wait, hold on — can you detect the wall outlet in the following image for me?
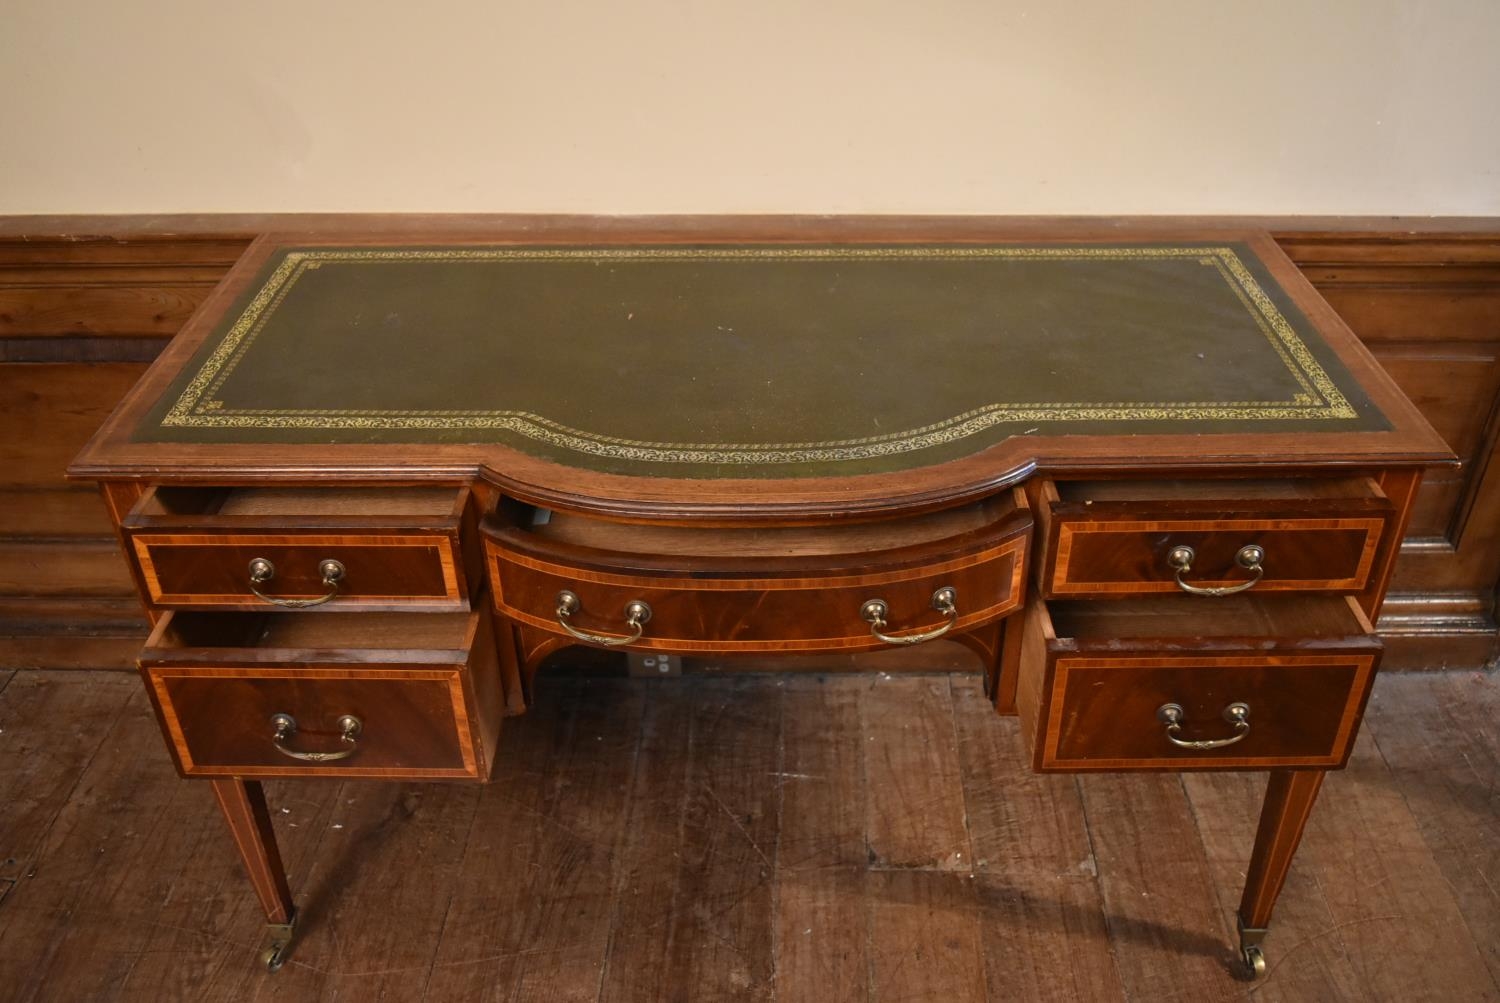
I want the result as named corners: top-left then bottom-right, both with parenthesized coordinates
top-left (626, 652), bottom-right (681, 677)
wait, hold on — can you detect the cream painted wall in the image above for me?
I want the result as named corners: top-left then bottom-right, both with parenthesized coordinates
top-left (2, 1), bottom-right (1497, 215)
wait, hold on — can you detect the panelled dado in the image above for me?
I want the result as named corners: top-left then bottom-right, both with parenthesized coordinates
top-left (70, 224), bottom-right (1452, 976)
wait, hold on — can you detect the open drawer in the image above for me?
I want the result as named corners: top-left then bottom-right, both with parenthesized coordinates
top-left (121, 485), bottom-right (474, 610)
top-left (1037, 477), bottom-right (1395, 599)
top-left (138, 608), bottom-right (506, 780)
top-left (484, 489), bottom-right (1031, 654)
top-left (1016, 593), bottom-right (1381, 771)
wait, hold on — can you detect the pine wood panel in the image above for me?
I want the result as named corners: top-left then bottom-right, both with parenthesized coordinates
top-left (0, 362), bottom-right (147, 489)
top-left (0, 488), bottom-right (114, 537)
top-left (1279, 232), bottom-right (1500, 668)
top-left (0, 539), bottom-right (135, 596)
top-left (0, 236), bottom-right (248, 339)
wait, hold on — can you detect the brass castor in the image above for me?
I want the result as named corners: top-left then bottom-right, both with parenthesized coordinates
top-left (1237, 917), bottom-right (1268, 979)
top-left (260, 942), bottom-right (286, 973)
top-left (259, 914), bottom-right (297, 973)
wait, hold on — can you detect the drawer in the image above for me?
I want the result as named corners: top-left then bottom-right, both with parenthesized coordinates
top-left (121, 485), bottom-right (473, 610)
top-left (485, 490), bottom-right (1031, 653)
top-left (1015, 594), bottom-right (1380, 771)
top-left (1037, 477), bottom-right (1394, 599)
top-left (139, 608), bottom-right (505, 779)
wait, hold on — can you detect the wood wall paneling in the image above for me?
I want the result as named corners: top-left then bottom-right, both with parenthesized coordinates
top-left (1280, 233), bottom-right (1500, 669)
top-left (0, 236), bottom-right (251, 665)
top-left (0, 222), bottom-right (1496, 671)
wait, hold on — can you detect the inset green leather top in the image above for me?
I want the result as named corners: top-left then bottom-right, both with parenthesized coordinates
top-left (138, 243), bottom-right (1387, 479)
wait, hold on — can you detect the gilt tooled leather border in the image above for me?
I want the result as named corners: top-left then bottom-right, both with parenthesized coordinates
top-left (158, 246), bottom-right (1357, 465)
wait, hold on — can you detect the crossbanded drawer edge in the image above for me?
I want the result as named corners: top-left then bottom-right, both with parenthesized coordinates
top-left (1037, 652), bottom-right (1378, 771)
top-left (130, 532), bottom-right (464, 606)
top-left (143, 665), bottom-right (482, 779)
top-left (1049, 515), bottom-right (1388, 595)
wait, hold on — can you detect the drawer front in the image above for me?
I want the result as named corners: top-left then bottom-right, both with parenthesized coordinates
top-left (1016, 597), bottom-right (1380, 772)
top-left (489, 533), bottom-right (1028, 653)
top-left (130, 533), bottom-right (465, 609)
top-left (145, 667), bottom-right (483, 778)
top-left (1046, 518), bottom-right (1388, 597)
top-left (1035, 654), bottom-right (1376, 771)
top-left (1040, 480), bottom-right (1394, 599)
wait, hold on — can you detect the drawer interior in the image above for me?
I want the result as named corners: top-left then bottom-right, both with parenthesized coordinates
top-left (132, 485), bottom-right (465, 520)
top-left (145, 610), bottom-right (476, 658)
top-left (1044, 593), bottom-right (1375, 644)
top-left (506, 488), bottom-right (1024, 559)
top-left (1051, 476), bottom-right (1385, 505)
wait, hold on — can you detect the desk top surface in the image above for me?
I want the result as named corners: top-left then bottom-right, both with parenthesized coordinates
top-left (74, 223), bottom-right (1450, 519)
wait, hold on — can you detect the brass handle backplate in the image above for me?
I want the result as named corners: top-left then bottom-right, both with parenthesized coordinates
top-left (860, 587), bottom-right (959, 646)
top-left (248, 557), bottom-right (345, 609)
top-left (555, 590), bottom-right (652, 646)
top-left (1156, 702), bottom-right (1251, 750)
top-left (1167, 544), bottom-right (1264, 597)
top-left (270, 712), bottom-right (362, 762)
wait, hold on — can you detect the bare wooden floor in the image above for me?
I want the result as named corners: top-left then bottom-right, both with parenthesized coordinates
top-left (0, 667), bottom-right (1496, 1002)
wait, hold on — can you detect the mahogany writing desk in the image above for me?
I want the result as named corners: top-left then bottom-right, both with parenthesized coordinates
top-left (69, 224), bottom-right (1451, 976)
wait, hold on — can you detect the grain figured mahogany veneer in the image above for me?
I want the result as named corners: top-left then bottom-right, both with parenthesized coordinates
top-left (486, 489), bottom-right (1029, 667)
top-left (69, 221), bottom-right (1452, 977)
top-left (121, 486), bottom-right (476, 610)
top-left (141, 609), bottom-right (505, 779)
top-left (1016, 594), bottom-right (1381, 771)
top-left (1037, 477), bottom-right (1396, 598)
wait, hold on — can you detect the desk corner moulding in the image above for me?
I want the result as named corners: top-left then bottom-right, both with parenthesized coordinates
top-left (63, 219), bottom-right (1456, 977)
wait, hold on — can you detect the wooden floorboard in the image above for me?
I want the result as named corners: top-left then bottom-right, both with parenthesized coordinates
top-left (951, 675), bottom-right (1124, 1002)
top-left (773, 677), bottom-right (870, 1001)
top-left (657, 678), bottom-right (781, 1001)
top-left (596, 673), bottom-right (696, 1003)
top-left (1079, 773), bottom-right (1242, 1003)
top-left (419, 670), bottom-right (584, 1002)
top-left (1362, 672), bottom-right (1500, 995)
top-left (0, 668), bottom-right (1496, 1002)
top-left (1182, 771), bottom-right (1369, 1002)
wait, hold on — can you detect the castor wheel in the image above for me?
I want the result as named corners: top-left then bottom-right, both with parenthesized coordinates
top-left (261, 942), bottom-right (287, 972)
top-left (1242, 944), bottom-right (1267, 978)
top-left (258, 913), bottom-right (297, 973)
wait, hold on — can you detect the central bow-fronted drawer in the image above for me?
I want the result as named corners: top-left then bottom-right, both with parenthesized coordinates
top-left (484, 490), bottom-right (1031, 653)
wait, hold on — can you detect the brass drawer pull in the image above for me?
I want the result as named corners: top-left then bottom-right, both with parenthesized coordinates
top-left (247, 557), bottom-right (345, 609)
top-left (270, 712), bottom-right (362, 762)
top-left (1156, 702), bottom-right (1251, 750)
top-left (860, 587), bottom-right (958, 646)
top-left (1167, 544), bottom-right (1264, 597)
top-left (555, 590), bottom-right (651, 646)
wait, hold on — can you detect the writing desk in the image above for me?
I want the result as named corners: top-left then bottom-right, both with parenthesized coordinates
top-left (70, 223), bottom-right (1451, 976)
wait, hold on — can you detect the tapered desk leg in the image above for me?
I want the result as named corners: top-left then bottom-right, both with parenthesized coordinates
top-left (210, 778), bottom-right (297, 971)
top-left (1236, 768), bottom-right (1325, 977)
